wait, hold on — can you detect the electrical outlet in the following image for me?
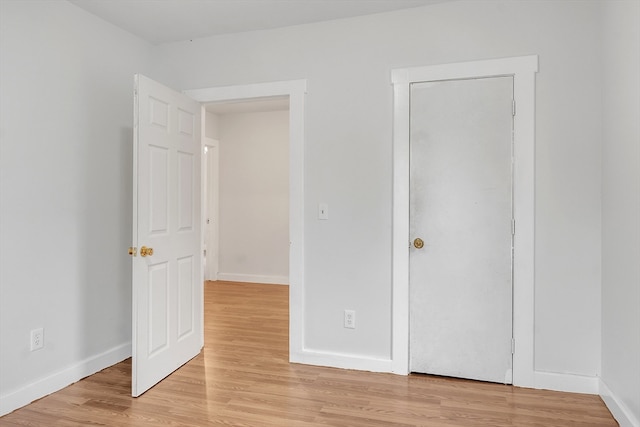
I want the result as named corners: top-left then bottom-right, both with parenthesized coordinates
top-left (344, 310), bottom-right (356, 329)
top-left (30, 328), bottom-right (44, 351)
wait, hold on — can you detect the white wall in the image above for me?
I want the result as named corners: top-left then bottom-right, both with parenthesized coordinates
top-left (152, 0), bottom-right (603, 371)
top-left (205, 111), bottom-right (220, 139)
top-left (217, 110), bottom-right (289, 284)
top-left (0, 0), bottom-right (151, 414)
top-left (601, 1), bottom-right (640, 425)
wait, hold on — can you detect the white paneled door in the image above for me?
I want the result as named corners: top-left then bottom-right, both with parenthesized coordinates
top-left (132, 74), bottom-right (203, 397)
top-left (409, 77), bottom-right (514, 384)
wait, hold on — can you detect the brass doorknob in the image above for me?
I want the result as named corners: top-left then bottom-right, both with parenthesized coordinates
top-left (140, 246), bottom-right (154, 257)
top-left (413, 238), bottom-right (424, 249)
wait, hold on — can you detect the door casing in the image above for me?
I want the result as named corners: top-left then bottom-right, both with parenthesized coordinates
top-left (391, 56), bottom-right (538, 387)
top-left (203, 137), bottom-right (219, 282)
top-left (185, 80), bottom-right (307, 363)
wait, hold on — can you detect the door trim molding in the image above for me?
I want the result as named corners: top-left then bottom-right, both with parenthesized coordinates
top-left (203, 137), bottom-right (219, 282)
top-left (185, 80), bottom-right (307, 364)
top-left (391, 56), bottom-right (538, 387)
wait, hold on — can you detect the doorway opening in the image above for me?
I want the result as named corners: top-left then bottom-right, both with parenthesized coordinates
top-left (203, 96), bottom-right (290, 286)
top-left (185, 80), bottom-right (307, 363)
top-left (202, 97), bottom-right (290, 357)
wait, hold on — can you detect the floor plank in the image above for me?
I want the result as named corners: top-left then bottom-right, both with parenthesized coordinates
top-left (1, 281), bottom-right (617, 426)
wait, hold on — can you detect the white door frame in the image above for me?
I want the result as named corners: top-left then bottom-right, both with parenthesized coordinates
top-left (391, 56), bottom-right (538, 387)
top-left (203, 137), bottom-right (219, 282)
top-left (184, 80), bottom-right (307, 363)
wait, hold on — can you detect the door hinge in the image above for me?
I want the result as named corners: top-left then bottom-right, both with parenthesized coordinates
top-left (511, 219), bottom-right (515, 235)
top-left (512, 99), bottom-right (516, 116)
top-left (511, 338), bottom-right (515, 354)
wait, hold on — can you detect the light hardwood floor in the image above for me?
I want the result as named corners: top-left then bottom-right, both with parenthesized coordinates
top-left (2, 281), bottom-right (617, 426)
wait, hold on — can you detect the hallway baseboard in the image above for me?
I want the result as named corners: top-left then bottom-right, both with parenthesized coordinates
top-left (216, 273), bottom-right (288, 285)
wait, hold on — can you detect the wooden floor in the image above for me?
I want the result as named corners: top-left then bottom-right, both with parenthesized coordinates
top-left (2, 281), bottom-right (617, 426)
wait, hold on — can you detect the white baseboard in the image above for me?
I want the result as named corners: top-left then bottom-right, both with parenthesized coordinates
top-left (288, 352), bottom-right (605, 393)
top-left (600, 379), bottom-right (640, 427)
top-left (217, 273), bottom-right (289, 285)
top-left (290, 349), bottom-right (393, 373)
top-left (0, 342), bottom-right (131, 416)
top-left (530, 370), bottom-right (600, 394)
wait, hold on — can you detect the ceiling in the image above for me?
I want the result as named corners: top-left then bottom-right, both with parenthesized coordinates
top-left (69, 0), bottom-right (451, 114)
top-left (69, 0), bottom-right (450, 45)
